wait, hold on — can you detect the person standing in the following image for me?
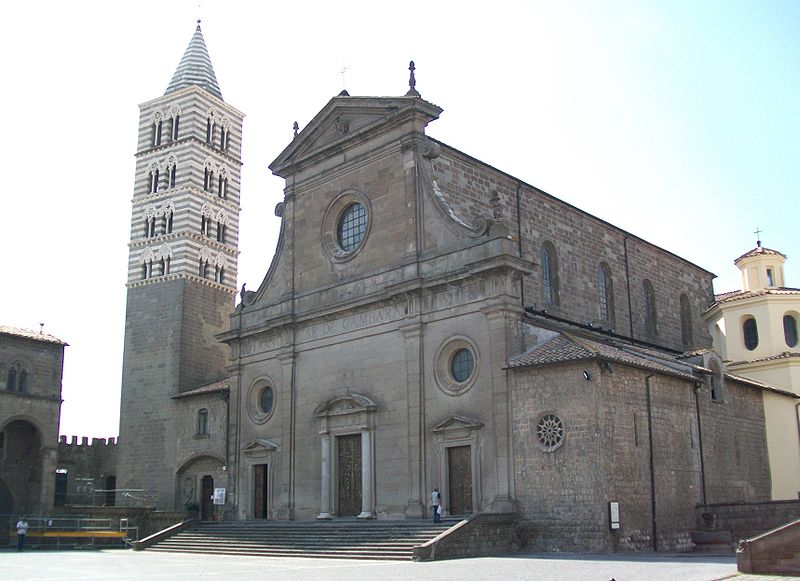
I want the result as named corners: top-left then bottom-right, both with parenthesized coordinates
top-left (16, 517), bottom-right (29, 551)
top-left (431, 487), bottom-right (442, 523)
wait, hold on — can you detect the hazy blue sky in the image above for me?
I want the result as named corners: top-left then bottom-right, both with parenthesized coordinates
top-left (0, 1), bottom-right (797, 437)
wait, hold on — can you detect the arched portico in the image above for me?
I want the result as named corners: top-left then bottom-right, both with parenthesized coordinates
top-left (0, 418), bottom-right (51, 514)
top-left (175, 454), bottom-right (226, 518)
top-left (313, 394), bottom-right (377, 519)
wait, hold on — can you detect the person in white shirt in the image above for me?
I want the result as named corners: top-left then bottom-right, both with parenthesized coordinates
top-left (431, 487), bottom-right (442, 523)
top-left (16, 517), bottom-right (29, 551)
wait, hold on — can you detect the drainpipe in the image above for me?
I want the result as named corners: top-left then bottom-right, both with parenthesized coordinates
top-left (693, 384), bottom-right (707, 505)
top-left (645, 373), bottom-right (658, 551)
top-left (624, 236), bottom-right (634, 340)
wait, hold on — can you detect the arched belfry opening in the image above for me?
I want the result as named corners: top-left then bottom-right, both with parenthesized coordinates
top-left (313, 394), bottom-right (378, 519)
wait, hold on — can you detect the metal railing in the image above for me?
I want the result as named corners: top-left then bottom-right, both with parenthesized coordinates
top-left (5, 514), bottom-right (139, 548)
top-left (53, 489), bottom-right (157, 509)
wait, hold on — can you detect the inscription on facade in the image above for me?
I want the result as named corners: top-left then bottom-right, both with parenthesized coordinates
top-left (240, 330), bottom-right (288, 356)
top-left (423, 277), bottom-right (501, 312)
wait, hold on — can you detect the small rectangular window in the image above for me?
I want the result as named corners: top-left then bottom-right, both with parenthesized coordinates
top-left (767, 268), bottom-right (774, 286)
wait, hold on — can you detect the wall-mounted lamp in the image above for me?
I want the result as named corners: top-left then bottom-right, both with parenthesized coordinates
top-left (582, 370), bottom-right (591, 381)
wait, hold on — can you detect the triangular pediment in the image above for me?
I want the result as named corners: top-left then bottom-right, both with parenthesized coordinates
top-left (432, 414), bottom-right (484, 433)
top-left (313, 393), bottom-right (378, 417)
top-left (243, 438), bottom-right (279, 457)
top-left (270, 96), bottom-right (442, 177)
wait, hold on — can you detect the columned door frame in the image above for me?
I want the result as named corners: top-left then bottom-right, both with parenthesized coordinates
top-left (314, 393), bottom-right (378, 519)
top-left (242, 439), bottom-right (279, 519)
top-left (432, 415), bottom-right (483, 517)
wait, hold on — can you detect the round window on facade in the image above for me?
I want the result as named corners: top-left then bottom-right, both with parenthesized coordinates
top-left (337, 203), bottom-right (367, 252)
top-left (535, 411), bottom-right (565, 453)
top-left (248, 378), bottom-right (277, 424)
top-left (434, 337), bottom-right (479, 395)
top-left (321, 190), bottom-right (372, 262)
top-left (450, 348), bottom-right (475, 383)
top-left (259, 385), bottom-right (274, 415)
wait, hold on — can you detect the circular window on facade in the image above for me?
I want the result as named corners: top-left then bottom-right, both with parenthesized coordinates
top-left (321, 190), bottom-right (371, 262)
top-left (248, 378), bottom-right (277, 424)
top-left (434, 337), bottom-right (479, 395)
top-left (450, 348), bottom-right (474, 383)
top-left (337, 203), bottom-right (367, 252)
top-left (535, 411), bottom-right (565, 453)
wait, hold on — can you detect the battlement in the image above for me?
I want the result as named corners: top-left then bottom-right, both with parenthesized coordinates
top-left (59, 435), bottom-right (117, 447)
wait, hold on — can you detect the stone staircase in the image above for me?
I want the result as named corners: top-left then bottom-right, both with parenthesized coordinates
top-left (144, 519), bottom-right (455, 560)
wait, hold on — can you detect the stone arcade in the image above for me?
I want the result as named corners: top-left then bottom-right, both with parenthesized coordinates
top-left (116, 25), bottom-right (790, 552)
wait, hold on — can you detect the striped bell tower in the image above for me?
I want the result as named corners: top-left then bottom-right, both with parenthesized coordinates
top-left (117, 22), bottom-right (244, 509)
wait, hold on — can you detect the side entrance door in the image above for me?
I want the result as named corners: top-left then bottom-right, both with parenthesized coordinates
top-left (447, 445), bottom-right (473, 515)
top-left (254, 464), bottom-right (268, 519)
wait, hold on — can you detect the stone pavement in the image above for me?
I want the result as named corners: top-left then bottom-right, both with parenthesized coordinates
top-left (0, 549), bottom-right (796, 581)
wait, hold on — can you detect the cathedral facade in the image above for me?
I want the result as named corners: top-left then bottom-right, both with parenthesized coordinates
top-left (117, 26), bottom-right (783, 552)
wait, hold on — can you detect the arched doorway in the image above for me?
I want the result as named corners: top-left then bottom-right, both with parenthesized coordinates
top-left (175, 455), bottom-right (225, 516)
top-left (0, 420), bottom-right (43, 514)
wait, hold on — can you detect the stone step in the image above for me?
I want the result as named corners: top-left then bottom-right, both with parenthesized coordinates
top-left (145, 520), bottom-right (454, 560)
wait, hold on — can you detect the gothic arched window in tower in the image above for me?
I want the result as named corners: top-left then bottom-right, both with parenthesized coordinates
top-left (166, 154), bottom-right (177, 189)
top-left (151, 112), bottom-right (163, 147)
top-left (217, 167), bottom-right (228, 198)
top-left (159, 243), bottom-right (172, 276)
top-left (598, 262), bottom-right (614, 324)
top-left (162, 203), bottom-right (174, 234)
top-left (206, 110), bottom-right (216, 144)
top-left (144, 206), bottom-right (158, 238)
top-left (220, 127), bottom-right (228, 151)
top-left (216, 210), bottom-right (227, 243)
top-left (148, 162), bottom-right (161, 194)
top-left (642, 279), bottom-right (658, 337)
top-left (169, 106), bottom-right (181, 141)
top-left (541, 241), bottom-right (559, 306)
top-left (203, 160), bottom-right (215, 192)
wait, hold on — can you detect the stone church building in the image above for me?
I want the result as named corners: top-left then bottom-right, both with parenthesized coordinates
top-left (116, 25), bottom-right (788, 552)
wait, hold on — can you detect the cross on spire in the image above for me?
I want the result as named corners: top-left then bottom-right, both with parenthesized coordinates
top-left (754, 227), bottom-right (763, 247)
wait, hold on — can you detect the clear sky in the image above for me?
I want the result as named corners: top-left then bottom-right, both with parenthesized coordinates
top-left (0, 1), bottom-right (797, 438)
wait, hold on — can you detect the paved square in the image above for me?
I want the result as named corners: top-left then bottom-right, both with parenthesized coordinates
top-left (0, 550), bottom-right (752, 581)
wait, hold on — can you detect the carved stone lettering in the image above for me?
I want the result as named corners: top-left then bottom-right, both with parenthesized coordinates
top-left (298, 302), bottom-right (405, 342)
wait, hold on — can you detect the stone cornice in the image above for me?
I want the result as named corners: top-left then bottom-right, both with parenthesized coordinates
top-left (135, 136), bottom-right (243, 166)
top-left (126, 272), bottom-right (236, 294)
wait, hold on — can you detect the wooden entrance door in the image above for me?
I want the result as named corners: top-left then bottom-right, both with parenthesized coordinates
top-left (447, 445), bottom-right (473, 515)
top-left (337, 434), bottom-right (362, 516)
top-left (200, 475), bottom-right (214, 521)
top-left (254, 464), bottom-right (268, 519)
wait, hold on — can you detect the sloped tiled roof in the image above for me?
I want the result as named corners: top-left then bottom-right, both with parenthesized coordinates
top-left (0, 324), bottom-right (67, 346)
top-left (507, 333), bottom-right (698, 381)
top-left (727, 351), bottom-right (800, 367)
top-left (165, 23), bottom-right (222, 100)
top-left (734, 245), bottom-right (787, 265)
top-left (724, 371), bottom-right (798, 398)
top-left (711, 287), bottom-right (800, 305)
top-left (171, 379), bottom-right (229, 399)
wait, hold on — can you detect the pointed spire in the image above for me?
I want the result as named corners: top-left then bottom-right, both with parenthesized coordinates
top-left (165, 21), bottom-right (223, 100)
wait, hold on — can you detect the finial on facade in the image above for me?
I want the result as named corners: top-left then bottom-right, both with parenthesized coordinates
top-left (293, 121), bottom-right (299, 137)
top-left (754, 226), bottom-right (763, 247)
top-left (405, 60), bottom-right (420, 97)
top-left (39, 323), bottom-right (44, 335)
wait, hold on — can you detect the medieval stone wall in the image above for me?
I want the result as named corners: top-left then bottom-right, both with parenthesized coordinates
top-left (56, 437), bottom-right (117, 506)
top-left (511, 359), bottom-right (770, 553)
top-left (430, 143), bottom-right (714, 353)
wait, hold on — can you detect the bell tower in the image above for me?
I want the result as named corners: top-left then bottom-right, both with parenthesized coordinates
top-left (117, 22), bottom-right (244, 509)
